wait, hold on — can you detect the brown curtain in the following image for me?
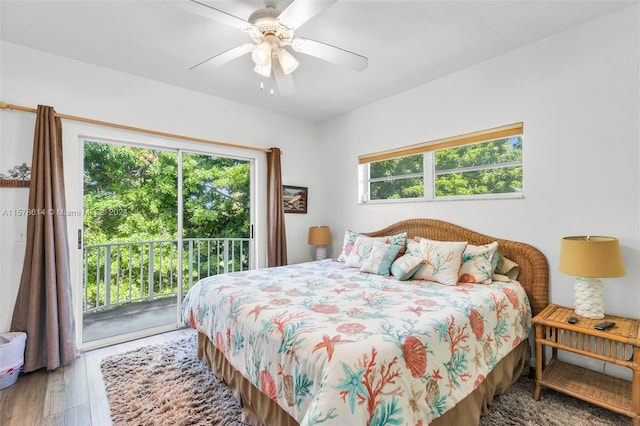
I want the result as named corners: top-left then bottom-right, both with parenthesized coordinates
top-left (266, 147), bottom-right (287, 266)
top-left (11, 105), bottom-right (77, 372)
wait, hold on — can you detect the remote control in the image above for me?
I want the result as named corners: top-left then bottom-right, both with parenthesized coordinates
top-left (594, 321), bottom-right (615, 331)
top-left (567, 316), bottom-right (579, 324)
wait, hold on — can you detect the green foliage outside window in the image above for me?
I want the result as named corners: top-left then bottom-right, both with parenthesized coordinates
top-left (370, 154), bottom-right (423, 178)
top-left (369, 154), bottom-right (424, 199)
top-left (84, 143), bottom-right (250, 245)
top-left (83, 142), bottom-right (251, 309)
top-left (435, 137), bottom-right (522, 196)
top-left (366, 136), bottom-right (522, 200)
top-left (371, 177), bottom-right (425, 199)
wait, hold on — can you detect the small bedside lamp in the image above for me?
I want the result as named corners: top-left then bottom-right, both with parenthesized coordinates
top-left (308, 226), bottom-right (331, 261)
top-left (559, 236), bottom-right (626, 319)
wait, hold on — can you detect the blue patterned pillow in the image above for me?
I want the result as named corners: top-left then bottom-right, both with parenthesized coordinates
top-left (390, 253), bottom-right (423, 281)
top-left (360, 241), bottom-right (402, 276)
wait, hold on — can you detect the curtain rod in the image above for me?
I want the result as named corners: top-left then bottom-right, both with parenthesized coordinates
top-left (0, 101), bottom-right (272, 154)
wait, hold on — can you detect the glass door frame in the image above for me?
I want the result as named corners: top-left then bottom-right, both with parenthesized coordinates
top-left (75, 135), bottom-right (257, 350)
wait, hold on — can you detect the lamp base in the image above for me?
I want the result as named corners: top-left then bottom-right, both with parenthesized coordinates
top-left (574, 277), bottom-right (605, 319)
top-left (315, 246), bottom-right (327, 261)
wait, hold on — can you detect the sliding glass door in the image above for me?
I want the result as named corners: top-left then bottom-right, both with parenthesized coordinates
top-left (80, 139), bottom-right (253, 347)
top-left (181, 152), bottom-right (252, 287)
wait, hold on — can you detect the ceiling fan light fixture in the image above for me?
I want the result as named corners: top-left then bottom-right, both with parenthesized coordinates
top-left (252, 40), bottom-right (272, 66)
top-left (184, 0), bottom-right (367, 95)
top-left (277, 48), bottom-right (299, 75)
top-left (254, 63), bottom-right (271, 77)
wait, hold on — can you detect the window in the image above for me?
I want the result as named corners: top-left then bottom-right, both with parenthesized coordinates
top-left (359, 123), bottom-right (523, 202)
top-left (369, 154), bottom-right (425, 200)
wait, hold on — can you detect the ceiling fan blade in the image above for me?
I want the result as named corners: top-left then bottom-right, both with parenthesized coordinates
top-left (276, 0), bottom-right (337, 30)
top-left (189, 43), bottom-right (254, 71)
top-left (272, 58), bottom-right (295, 96)
top-left (170, 0), bottom-right (256, 32)
top-left (292, 38), bottom-right (368, 71)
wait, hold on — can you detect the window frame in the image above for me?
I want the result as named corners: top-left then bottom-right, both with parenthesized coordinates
top-left (358, 123), bottom-right (524, 204)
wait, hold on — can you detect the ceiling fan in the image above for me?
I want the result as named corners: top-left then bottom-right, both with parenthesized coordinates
top-left (173, 0), bottom-right (368, 95)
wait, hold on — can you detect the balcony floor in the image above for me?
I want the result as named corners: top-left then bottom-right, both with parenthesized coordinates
top-left (83, 297), bottom-right (181, 343)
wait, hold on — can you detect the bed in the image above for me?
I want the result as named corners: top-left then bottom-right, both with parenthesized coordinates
top-left (182, 218), bottom-right (548, 425)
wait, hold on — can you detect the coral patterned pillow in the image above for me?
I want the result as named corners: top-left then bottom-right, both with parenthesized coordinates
top-left (412, 239), bottom-right (468, 285)
top-left (344, 236), bottom-right (377, 267)
top-left (342, 232), bottom-right (408, 267)
top-left (385, 232), bottom-right (408, 250)
top-left (458, 242), bottom-right (499, 284)
top-left (337, 230), bottom-right (359, 262)
top-left (360, 241), bottom-right (402, 276)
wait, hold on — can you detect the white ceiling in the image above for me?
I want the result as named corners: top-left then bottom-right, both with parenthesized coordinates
top-left (1, 0), bottom-right (636, 122)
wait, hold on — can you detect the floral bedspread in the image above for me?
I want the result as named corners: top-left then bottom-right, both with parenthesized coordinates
top-left (182, 259), bottom-right (531, 426)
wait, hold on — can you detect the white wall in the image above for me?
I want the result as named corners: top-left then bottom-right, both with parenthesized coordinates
top-left (317, 6), bottom-right (640, 374)
top-left (0, 42), bottom-right (323, 333)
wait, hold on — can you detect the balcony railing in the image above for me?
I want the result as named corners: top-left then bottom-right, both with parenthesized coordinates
top-left (83, 237), bottom-right (250, 314)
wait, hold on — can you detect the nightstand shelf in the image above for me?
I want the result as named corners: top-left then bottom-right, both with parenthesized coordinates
top-left (541, 359), bottom-right (633, 415)
top-left (533, 304), bottom-right (640, 426)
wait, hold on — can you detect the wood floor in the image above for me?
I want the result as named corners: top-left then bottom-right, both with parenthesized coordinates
top-left (0, 328), bottom-right (195, 426)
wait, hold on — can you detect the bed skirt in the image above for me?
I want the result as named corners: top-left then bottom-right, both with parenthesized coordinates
top-left (197, 331), bottom-right (530, 425)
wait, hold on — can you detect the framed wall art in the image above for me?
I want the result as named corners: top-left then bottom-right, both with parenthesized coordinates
top-left (283, 185), bottom-right (307, 214)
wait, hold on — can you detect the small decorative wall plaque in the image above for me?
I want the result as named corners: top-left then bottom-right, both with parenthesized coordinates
top-left (0, 162), bottom-right (31, 188)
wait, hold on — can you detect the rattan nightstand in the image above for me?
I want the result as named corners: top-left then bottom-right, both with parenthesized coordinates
top-left (533, 304), bottom-right (640, 425)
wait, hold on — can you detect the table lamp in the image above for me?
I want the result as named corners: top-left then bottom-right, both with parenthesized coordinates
top-left (308, 226), bottom-right (331, 261)
top-left (559, 236), bottom-right (625, 319)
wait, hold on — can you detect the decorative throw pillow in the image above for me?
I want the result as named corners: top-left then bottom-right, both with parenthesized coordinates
top-left (413, 239), bottom-right (467, 285)
top-left (390, 253), bottom-right (423, 281)
top-left (337, 230), bottom-right (359, 262)
top-left (405, 238), bottom-right (426, 278)
top-left (492, 253), bottom-right (520, 281)
top-left (342, 232), bottom-right (408, 267)
top-left (405, 238), bottom-right (421, 257)
top-left (458, 242), bottom-right (499, 284)
top-left (385, 232), bottom-right (408, 253)
top-left (344, 236), bottom-right (377, 267)
top-left (360, 241), bottom-right (402, 276)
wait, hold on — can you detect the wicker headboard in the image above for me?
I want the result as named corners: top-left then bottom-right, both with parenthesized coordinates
top-left (364, 218), bottom-right (549, 316)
